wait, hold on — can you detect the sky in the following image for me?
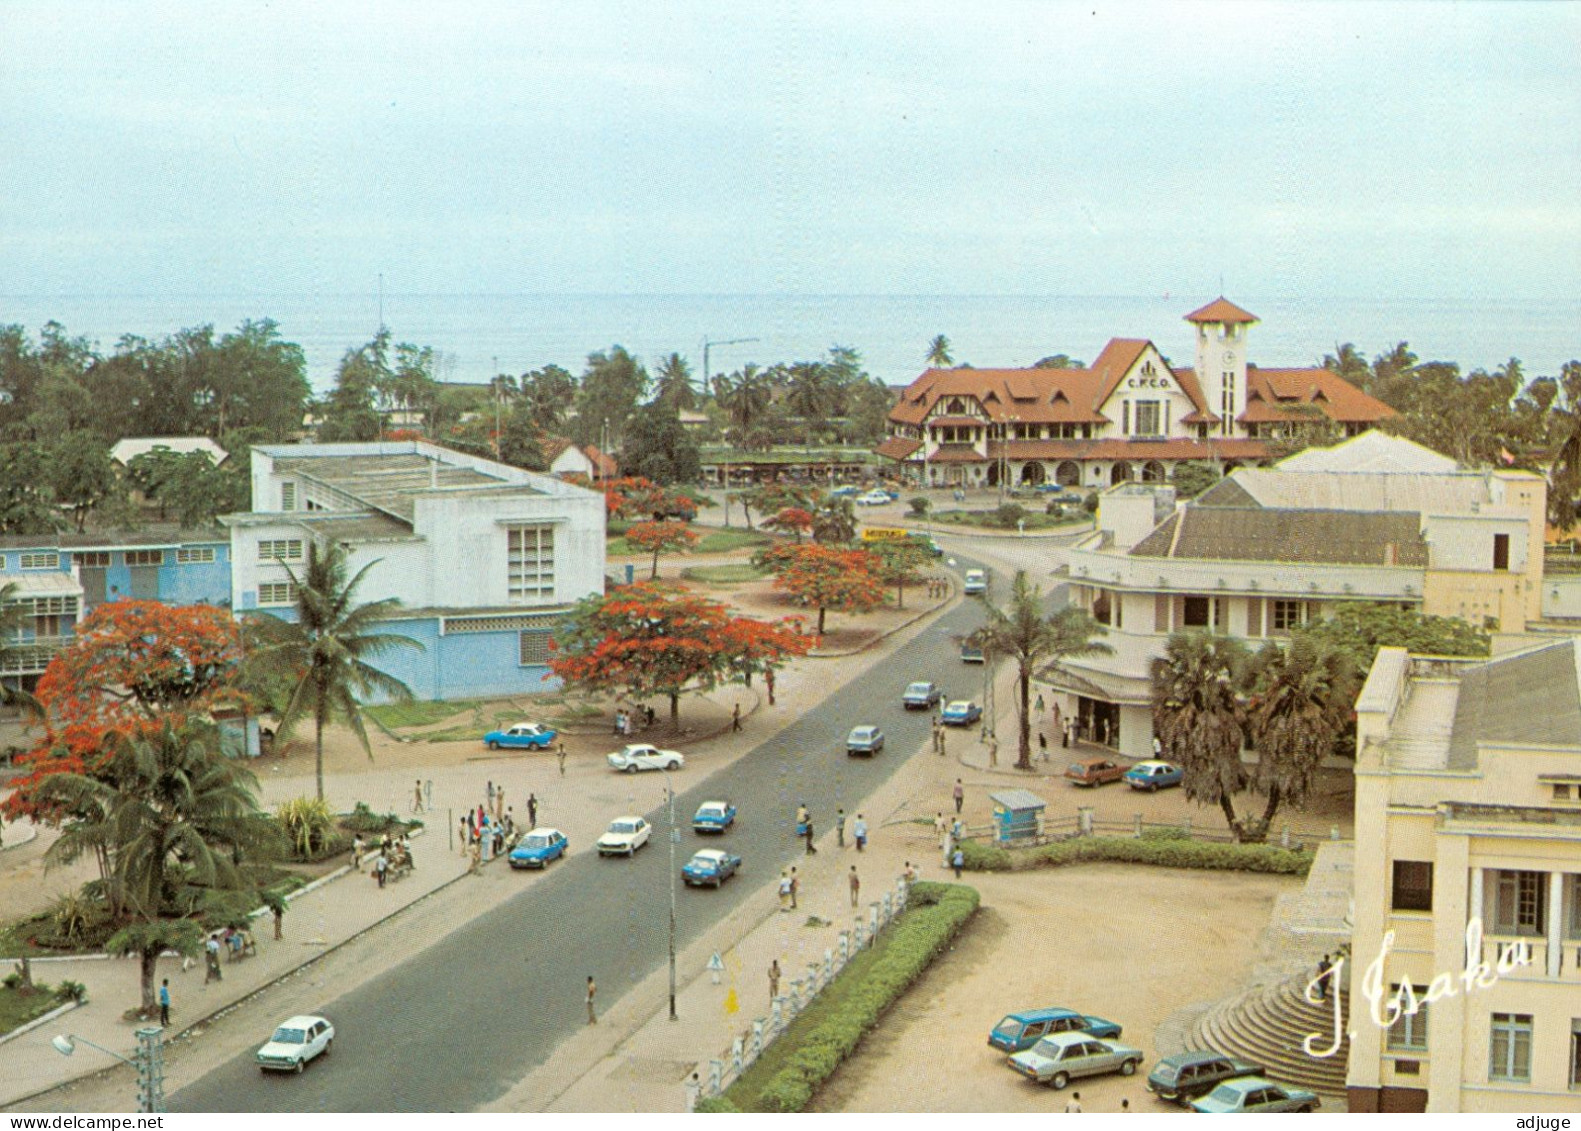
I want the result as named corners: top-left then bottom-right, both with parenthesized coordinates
top-left (2, 1), bottom-right (1578, 302)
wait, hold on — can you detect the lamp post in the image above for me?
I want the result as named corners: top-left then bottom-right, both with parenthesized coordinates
top-left (52, 1028), bottom-right (166, 1113)
top-left (658, 764), bottom-right (679, 1022)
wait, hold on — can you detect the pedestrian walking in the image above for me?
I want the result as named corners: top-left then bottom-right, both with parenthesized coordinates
top-left (1062, 718), bottom-right (1072, 748)
top-left (458, 816), bottom-right (469, 853)
top-left (352, 833), bottom-right (366, 870)
top-left (768, 958), bottom-right (781, 999)
top-left (467, 840), bottom-right (482, 875)
top-left (1035, 693), bottom-right (1045, 714)
top-left (836, 807), bottom-right (846, 848)
top-left (930, 721), bottom-right (941, 754)
top-left (952, 847), bottom-right (964, 878)
top-left (849, 866), bottom-right (861, 908)
top-left (527, 793), bottom-right (538, 828)
top-left (1065, 1092), bottom-right (1083, 1113)
top-left (375, 852), bottom-right (388, 888)
top-left (731, 702), bottom-right (742, 732)
top-left (586, 976), bottom-right (597, 1025)
top-left (953, 778), bottom-right (964, 814)
top-left (938, 727), bottom-right (947, 756)
top-left (934, 811), bottom-right (948, 846)
top-left (613, 710), bottom-right (624, 736)
top-left (853, 813), bottom-right (867, 852)
top-left (556, 741), bottom-right (567, 775)
top-left (1152, 735), bottom-right (1163, 759)
top-left (778, 871), bottom-right (792, 912)
top-left (486, 780), bottom-right (495, 809)
top-left (789, 867), bottom-right (799, 909)
top-left (1039, 732), bottom-right (1048, 760)
top-left (494, 785), bottom-right (505, 822)
top-left (803, 818), bottom-right (817, 854)
top-left (413, 779), bottom-right (424, 814)
top-left (204, 935), bottom-right (222, 983)
top-left (159, 979), bottom-right (171, 1027)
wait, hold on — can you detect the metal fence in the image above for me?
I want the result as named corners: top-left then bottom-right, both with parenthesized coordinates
top-left (687, 875), bottom-right (911, 1110)
top-left (956, 811), bottom-right (1346, 851)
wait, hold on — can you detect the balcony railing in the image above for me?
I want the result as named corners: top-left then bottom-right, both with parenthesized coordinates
top-left (1482, 936), bottom-right (1581, 982)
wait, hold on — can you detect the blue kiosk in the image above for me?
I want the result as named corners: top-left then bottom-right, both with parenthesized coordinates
top-left (990, 789), bottom-right (1047, 845)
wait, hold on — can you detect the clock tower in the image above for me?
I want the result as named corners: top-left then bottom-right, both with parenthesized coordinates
top-left (1185, 297), bottom-right (1257, 437)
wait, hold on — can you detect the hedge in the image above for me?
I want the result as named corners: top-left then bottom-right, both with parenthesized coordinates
top-left (958, 832), bottom-right (1314, 876)
top-left (708, 881), bottom-right (980, 1113)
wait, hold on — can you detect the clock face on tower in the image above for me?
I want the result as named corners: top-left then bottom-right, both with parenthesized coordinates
top-left (1223, 351), bottom-right (1236, 366)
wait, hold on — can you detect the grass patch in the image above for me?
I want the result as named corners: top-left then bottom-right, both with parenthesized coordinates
top-left (365, 700), bottom-right (476, 729)
top-left (959, 829), bottom-right (1315, 875)
top-left (929, 509), bottom-right (1081, 531)
top-left (610, 527), bottom-right (773, 557)
top-left (0, 981), bottom-right (78, 1033)
top-left (683, 562), bottom-right (771, 585)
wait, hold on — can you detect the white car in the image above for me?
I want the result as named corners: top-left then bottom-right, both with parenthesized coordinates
top-left (606, 743), bottom-right (685, 773)
top-left (963, 569), bottom-right (988, 594)
top-left (597, 816), bottom-right (652, 856)
top-left (256, 1014), bottom-right (334, 1073)
top-left (855, 489), bottom-right (891, 506)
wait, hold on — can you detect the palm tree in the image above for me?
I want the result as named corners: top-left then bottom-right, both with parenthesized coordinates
top-left (783, 361), bottom-right (833, 443)
top-left (811, 497), bottom-right (857, 545)
top-left (712, 364), bottom-right (775, 438)
top-left (246, 541), bottom-right (422, 801)
top-left (1150, 632), bottom-right (1253, 838)
top-left (0, 581), bottom-right (43, 719)
top-left (975, 572), bottom-right (1111, 770)
top-left (925, 334), bottom-right (954, 368)
top-left (653, 353), bottom-right (698, 411)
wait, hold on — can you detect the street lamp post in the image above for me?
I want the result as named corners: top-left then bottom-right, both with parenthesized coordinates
top-left (53, 1028), bottom-right (166, 1113)
top-left (658, 764), bottom-right (679, 1021)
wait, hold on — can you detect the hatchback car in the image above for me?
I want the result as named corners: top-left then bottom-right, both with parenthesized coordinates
top-left (902, 681), bottom-right (942, 709)
top-left (941, 700), bottom-right (982, 726)
top-left (682, 848), bottom-right (742, 887)
top-left (483, 722), bottom-right (557, 750)
top-left (988, 1008), bottom-right (1123, 1052)
top-left (692, 801), bottom-right (737, 833)
top-left (596, 816), bottom-right (651, 856)
top-left (1064, 758), bottom-right (1126, 787)
top-left (846, 725), bottom-right (885, 756)
top-left (256, 1015), bottom-right (334, 1074)
top-left (1189, 1076), bottom-right (1321, 1113)
top-left (1007, 1031), bottom-right (1144, 1090)
top-left (508, 828), bottom-right (568, 869)
top-left (1146, 1050), bottom-right (1265, 1103)
top-left (1124, 760), bottom-right (1184, 792)
top-left (606, 743), bottom-right (684, 773)
top-left (963, 569), bottom-right (988, 594)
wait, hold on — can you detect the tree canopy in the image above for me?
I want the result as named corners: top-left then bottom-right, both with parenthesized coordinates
top-left (755, 542), bottom-right (886, 634)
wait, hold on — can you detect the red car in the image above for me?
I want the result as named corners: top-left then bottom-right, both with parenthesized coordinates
top-left (1064, 758), bottom-right (1126, 787)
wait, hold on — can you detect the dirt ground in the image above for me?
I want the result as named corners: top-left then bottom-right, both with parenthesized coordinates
top-left (809, 864), bottom-right (1297, 1114)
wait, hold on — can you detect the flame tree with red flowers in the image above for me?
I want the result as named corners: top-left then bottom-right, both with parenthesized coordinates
top-left (755, 542), bottom-right (887, 634)
top-left (624, 519), bottom-right (700, 579)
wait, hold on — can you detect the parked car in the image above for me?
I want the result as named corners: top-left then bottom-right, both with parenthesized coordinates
top-left (856, 489), bottom-right (892, 506)
top-left (1124, 760), bottom-right (1184, 792)
top-left (256, 1015), bottom-right (334, 1074)
top-left (960, 641), bottom-right (985, 663)
top-left (988, 1008), bottom-right (1123, 1052)
top-left (682, 848), bottom-right (742, 887)
top-left (941, 700), bottom-right (982, 726)
top-left (1146, 1050), bottom-right (1265, 1103)
top-left (483, 722), bottom-right (557, 750)
top-left (846, 724), bottom-right (885, 755)
top-left (913, 534), bottom-right (944, 557)
top-left (606, 743), bottom-right (684, 773)
top-left (963, 569), bottom-right (988, 594)
top-left (902, 680), bottom-right (942, 709)
top-left (692, 800), bottom-right (737, 833)
top-left (597, 816), bottom-right (651, 856)
top-left (1064, 758), bottom-right (1127, 787)
top-left (1189, 1076), bottom-right (1321, 1113)
top-left (829, 485), bottom-right (859, 498)
top-left (508, 828), bottom-right (568, 869)
top-left (1008, 1031), bottom-right (1144, 1090)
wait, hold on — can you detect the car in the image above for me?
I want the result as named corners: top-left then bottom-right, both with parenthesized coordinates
top-left (855, 489), bottom-right (891, 506)
top-left (682, 847), bottom-right (742, 887)
top-left (1189, 1076), bottom-right (1321, 1113)
top-left (606, 743), bottom-right (685, 773)
top-left (1124, 760), bottom-right (1184, 792)
top-left (596, 816), bottom-right (651, 856)
top-left (846, 725), bottom-right (885, 755)
top-left (1034, 486), bottom-right (1082, 503)
top-left (829, 485), bottom-right (859, 498)
top-left (482, 722), bottom-right (557, 751)
top-left (902, 681), bottom-right (942, 709)
top-left (988, 1008), bottom-right (1124, 1052)
top-left (1007, 1031), bottom-right (1144, 1090)
top-left (963, 569), bottom-right (988, 594)
top-left (1146, 1050), bottom-right (1265, 1103)
top-left (941, 700), bottom-right (982, 726)
top-left (960, 641), bottom-right (985, 663)
top-left (256, 1014), bottom-right (334, 1073)
top-left (692, 801), bottom-right (737, 833)
top-left (508, 827), bottom-right (568, 869)
top-left (1064, 758), bottom-right (1127, 787)
top-left (912, 534), bottom-right (944, 557)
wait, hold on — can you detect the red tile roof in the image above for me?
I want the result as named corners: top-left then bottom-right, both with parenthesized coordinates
top-left (583, 443), bottom-right (619, 479)
top-left (874, 436), bottom-right (922, 461)
top-left (888, 367), bottom-right (1112, 427)
top-left (988, 438), bottom-right (1271, 462)
top-left (1242, 367), bottom-right (1396, 424)
top-left (1183, 296), bottom-right (1259, 324)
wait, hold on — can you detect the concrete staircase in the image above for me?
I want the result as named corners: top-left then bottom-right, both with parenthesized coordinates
top-left (1183, 975), bottom-right (1349, 1097)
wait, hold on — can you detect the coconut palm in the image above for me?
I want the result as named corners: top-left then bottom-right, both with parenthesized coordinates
top-left (925, 334), bottom-right (954, 368)
top-left (653, 352), bottom-right (698, 411)
top-left (246, 541), bottom-right (422, 801)
top-left (975, 572), bottom-right (1111, 769)
top-left (1150, 632), bottom-right (1253, 837)
top-left (712, 364), bottom-right (775, 438)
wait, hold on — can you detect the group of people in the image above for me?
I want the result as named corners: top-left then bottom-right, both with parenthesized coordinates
top-left (351, 831), bottom-right (415, 888)
top-left (461, 782), bottom-right (540, 872)
top-left (935, 811), bottom-right (967, 876)
top-left (613, 705), bottom-right (656, 736)
top-left (1311, 950), bottom-right (1347, 1001)
top-left (925, 577), bottom-right (948, 599)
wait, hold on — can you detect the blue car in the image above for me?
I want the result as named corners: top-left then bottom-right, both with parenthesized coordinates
top-left (508, 828), bottom-right (568, 869)
top-left (941, 700), bottom-right (982, 726)
top-left (682, 848), bottom-right (742, 887)
top-left (989, 1008), bottom-right (1124, 1052)
top-left (1124, 760), bottom-right (1184, 792)
top-left (483, 722), bottom-right (557, 751)
top-left (692, 801), bottom-right (737, 833)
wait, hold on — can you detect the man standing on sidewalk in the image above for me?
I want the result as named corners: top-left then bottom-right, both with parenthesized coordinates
top-left (159, 979), bottom-right (171, 1027)
top-left (778, 871), bottom-right (792, 911)
top-left (557, 742), bottom-right (567, 775)
top-left (835, 808), bottom-right (846, 848)
top-left (413, 779), bottom-right (424, 814)
top-left (953, 778), bottom-right (964, 814)
top-left (768, 959), bottom-right (780, 999)
top-left (527, 793), bottom-right (538, 829)
top-left (803, 818), bottom-right (817, 853)
top-left (205, 935), bottom-right (222, 983)
top-left (849, 866), bottom-right (861, 909)
top-left (853, 813), bottom-right (867, 852)
top-left (731, 702), bottom-right (742, 732)
top-left (586, 976), bottom-right (597, 1025)
top-left (790, 867), bottom-right (800, 909)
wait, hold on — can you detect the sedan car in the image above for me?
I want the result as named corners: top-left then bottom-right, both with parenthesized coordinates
top-left (963, 569), bottom-right (988, 594)
top-left (941, 700), bottom-right (982, 726)
top-left (1008, 1031), bottom-right (1144, 1090)
top-left (596, 816), bottom-right (651, 856)
top-left (1189, 1076), bottom-right (1321, 1113)
top-left (829, 485), bottom-right (859, 498)
top-left (256, 1015), bottom-right (334, 1074)
top-left (855, 489), bottom-right (892, 506)
top-left (682, 848), bottom-right (742, 887)
top-left (483, 722), bottom-right (557, 750)
top-left (1064, 758), bottom-right (1127, 787)
top-left (1124, 760), bottom-right (1184, 792)
top-left (692, 801), bottom-right (737, 833)
top-left (508, 828), bottom-right (568, 869)
top-left (1146, 1050), bottom-right (1265, 1103)
top-left (960, 641), bottom-right (985, 664)
top-left (902, 681), bottom-right (942, 709)
top-left (988, 1008), bottom-right (1123, 1052)
top-left (846, 725), bottom-right (885, 756)
top-left (606, 743), bottom-right (685, 773)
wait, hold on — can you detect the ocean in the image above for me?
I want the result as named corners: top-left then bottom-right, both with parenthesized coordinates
top-left (0, 292), bottom-right (1576, 394)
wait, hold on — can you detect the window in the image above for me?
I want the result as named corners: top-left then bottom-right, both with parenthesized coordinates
top-left (281, 481), bottom-right (297, 512)
top-left (1271, 599), bottom-right (1307, 633)
top-left (518, 629), bottom-right (554, 665)
top-left (507, 525), bottom-right (555, 600)
top-left (1122, 401), bottom-right (1131, 434)
top-left (1568, 875), bottom-right (1581, 940)
top-left (1489, 1013), bottom-right (1533, 1082)
top-left (1571, 1020), bottom-right (1581, 1089)
top-left (1134, 400), bottom-right (1162, 436)
top-left (74, 551), bottom-right (110, 568)
top-left (1387, 987), bottom-right (1429, 1051)
top-left (1220, 372), bottom-right (1236, 436)
top-left (1391, 861), bottom-right (1434, 912)
top-left (1493, 533), bottom-right (1510, 571)
top-left (1182, 596), bottom-right (1211, 628)
top-left (1555, 783), bottom-right (1575, 802)
top-left (258, 539), bottom-right (304, 563)
top-left (19, 552), bottom-right (58, 570)
top-left (1493, 870), bottom-right (1547, 936)
top-left (125, 550), bottom-right (164, 567)
top-left (257, 582), bottom-right (299, 607)
top-left (176, 547), bottom-right (216, 564)
top-left (1091, 590), bottom-right (1118, 627)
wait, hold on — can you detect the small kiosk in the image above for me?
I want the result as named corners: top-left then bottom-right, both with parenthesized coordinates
top-left (989, 789), bottom-right (1047, 845)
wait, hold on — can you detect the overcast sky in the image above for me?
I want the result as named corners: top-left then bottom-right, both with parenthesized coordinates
top-left (2, 1), bottom-right (1577, 301)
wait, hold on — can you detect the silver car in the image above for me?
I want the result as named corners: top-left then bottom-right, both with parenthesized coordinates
top-left (1007, 1031), bottom-right (1143, 1090)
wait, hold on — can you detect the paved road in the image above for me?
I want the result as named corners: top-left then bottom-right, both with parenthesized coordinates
top-left (171, 567), bottom-right (1001, 1112)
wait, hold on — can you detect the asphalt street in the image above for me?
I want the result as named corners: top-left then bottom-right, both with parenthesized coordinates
top-left (171, 562), bottom-right (1009, 1112)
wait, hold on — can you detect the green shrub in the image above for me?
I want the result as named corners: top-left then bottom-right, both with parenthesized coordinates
top-left (694, 1096), bottom-right (740, 1114)
top-left (958, 833), bottom-right (1314, 876)
top-left (57, 979), bottom-right (87, 1003)
top-left (908, 496), bottom-right (931, 516)
top-left (277, 796), bottom-right (337, 858)
top-left (339, 801), bottom-right (421, 836)
top-left (1140, 826), bottom-right (1191, 841)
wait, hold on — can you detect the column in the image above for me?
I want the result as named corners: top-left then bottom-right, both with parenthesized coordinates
top-left (1427, 837), bottom-right (1472, 1114)
top-left (1547, 872), bottom-right (1564, 979)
